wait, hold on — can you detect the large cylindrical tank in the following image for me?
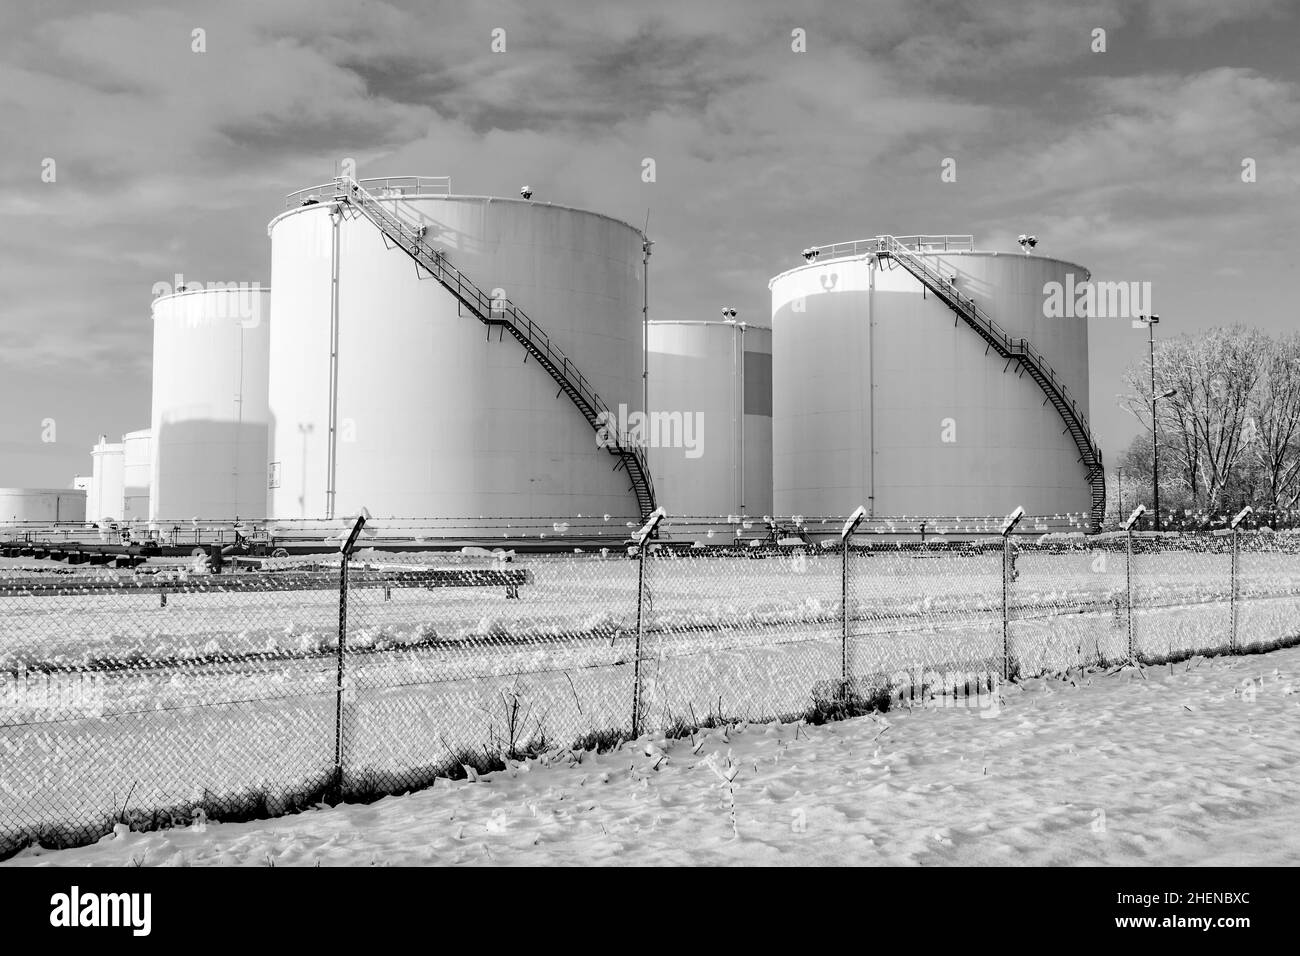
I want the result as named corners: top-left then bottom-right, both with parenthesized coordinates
top-left (122, 428), bottom-right (152, 521)
top-left (646, 320), bottom-right (772, 518)
top-left (0, 488), bottom-right (87, 526)
top-left (769, 237), bottom-right (1093, 519)
top-left (266, 179), bottom-right (645, 524)
top-left (89, 437), bottom-right (125, 522)
top-left (150, 286), bottom-right (272, 522)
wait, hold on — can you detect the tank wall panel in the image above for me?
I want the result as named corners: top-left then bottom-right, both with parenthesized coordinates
top-left (122, 429), bottom-right (152, 522)
top-left (151, 288), bottom-right (272, 522)
top-left (90, 445), bottom-right (125, 522)
top-left (268, 197), bottom-right (644, 522)
top-left (646, 322), bottom-right (772, 518)
top-left (771, 251), bottom-right (1091, 520)
top-left (0, 490), bottom-right (87, 525)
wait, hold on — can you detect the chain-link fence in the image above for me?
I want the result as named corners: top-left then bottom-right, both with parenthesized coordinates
top-left (639, 521), bottom-right (841, 730)
top-left (0, 566), bottom-right (342, 858)
top-left (4, 518), bottom-right (1300, 858)
top-left (338, 551), bottom-right (638, 799)
top-left (1008, 535), bottom-right (1131, 676)
top-left (847, 539), bottom-right (1003, 706)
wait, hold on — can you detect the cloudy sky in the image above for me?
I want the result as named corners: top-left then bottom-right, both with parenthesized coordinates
top-left (1, 0), bottom-right (1296, 490)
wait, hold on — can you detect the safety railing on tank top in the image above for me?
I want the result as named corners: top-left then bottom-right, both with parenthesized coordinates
top-left (284, 176), bottom-right (452, 209)
top-left (810, 235), bottom-right (975, 260)
top-left (876, 236), bottom-right (1099, 453)
top-left (329, 176), bottom-right (655, 491)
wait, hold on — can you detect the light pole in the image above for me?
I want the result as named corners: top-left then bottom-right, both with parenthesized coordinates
top-left (642, 236), bottom-right (653, 424)
top-left (722, 307), bottom-right (742, 515)
top-left (1137, 313), bottom-right (1167, 530)
top-left (1151, 386), bottom-right (1177, 530)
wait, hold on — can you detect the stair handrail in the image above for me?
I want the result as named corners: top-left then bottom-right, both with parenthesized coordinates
top-left (878, 235), bottom-right (1101, 456)
top-left (330, 176), bottom-right (655, 509)
top-left (875, 235), bottom-right (1105, 522)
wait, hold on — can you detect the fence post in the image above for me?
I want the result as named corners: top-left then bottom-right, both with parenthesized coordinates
top-left (631, 507), bottom-right (665, 739)
top-left (840, 506), bottom-right (867, 697)
top-left (1229, 507), bottom-right (1252, 653)
top-left (1124, 506), bottom-right (1146, 662)
top-left (1000, 507), bottom-right (1024, 681)
top-left (1126, 530), bottom-right (1134, 660)
top-left (333, 512), bottom-right (368, 799)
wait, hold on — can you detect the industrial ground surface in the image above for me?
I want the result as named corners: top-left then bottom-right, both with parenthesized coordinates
top-left (8, 644), bottom-right (1297, 866)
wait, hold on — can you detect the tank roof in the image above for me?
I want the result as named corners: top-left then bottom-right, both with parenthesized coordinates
top-left (151, 285), bottom-right (270, 310)
top-left (648, 319), bottom-right (773, 331)
top-left (768, 235), bottom-right (1091, 287)
top-left (270, 176), bottom-right (646, 238)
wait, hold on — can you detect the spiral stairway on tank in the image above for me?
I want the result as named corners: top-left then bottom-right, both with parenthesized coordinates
top-left (872, 236), bottom-right (1106, 528)
top-left (329, 176), bottom-right (657, 520)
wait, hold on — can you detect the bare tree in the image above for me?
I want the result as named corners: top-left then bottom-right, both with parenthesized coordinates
top-left (1248, 332), bottom-right (1300, 509)
top-left (1119, 326), bottom-right (1266, 512)
top-left (1119, 337), bottom-right (1199, 506)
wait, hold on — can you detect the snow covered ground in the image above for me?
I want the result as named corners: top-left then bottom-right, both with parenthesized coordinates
top-left (5, 544), bottom-right (1300, 855)
top-left (8, 644), bottom-right (1298, 866)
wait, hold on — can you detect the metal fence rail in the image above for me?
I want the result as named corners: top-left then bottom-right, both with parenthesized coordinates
top-left (3, 513), bottom-right (1300, 858)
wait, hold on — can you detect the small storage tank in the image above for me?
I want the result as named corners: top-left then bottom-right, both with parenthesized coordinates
top-left (769, 235), bottom-right (1097, 521)
top-left (646, 320), bottom-right (772, 518)
top-left (89, 436), bottom-right (125, 522)
top-left (150, 286), bottom-right (271, 521)
top-left (0, 488), bottom-right (87, 526)
top-left (122, 428), bottom-right (152, 521)
top-left (267, 177), bottom-right (645, 525)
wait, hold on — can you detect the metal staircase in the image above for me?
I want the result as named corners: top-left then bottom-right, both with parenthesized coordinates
top-left (328, 176), bottom-right (657, 519)
top-left (873, 236), bottom-right (1106, 528)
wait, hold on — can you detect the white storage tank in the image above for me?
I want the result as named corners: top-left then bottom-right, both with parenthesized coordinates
top-left (150, 286), bottom-right (271, 522)
top-left (769, 235), bottom-right (1100, 523)
top-left (266, 177), bottom-right (646, 525)
top-left (646, 320), bottom-right (772, 518)
top-left (88, 436), bottom-right (125, 522)
top-left (0, 488), bottom-right (87, 526)
top-left (122, 428), bottom-right (152, 521)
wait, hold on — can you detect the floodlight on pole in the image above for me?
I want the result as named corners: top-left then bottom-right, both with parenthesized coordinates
top-left (1138, 314), bottom-right (1167, 531)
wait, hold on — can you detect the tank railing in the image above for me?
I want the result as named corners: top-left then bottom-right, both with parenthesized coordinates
top-left (810, 234), bottom-right (974, 260)
top-left (285, 176), bottom-right (451, 208)
top-left (332, 176), bottom-right (655, 508)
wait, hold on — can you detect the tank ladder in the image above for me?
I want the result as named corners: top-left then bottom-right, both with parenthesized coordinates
top-left (328, 176), bottom-right (657, 520)
top-left (874, 236), bottom-right (1106, 528)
